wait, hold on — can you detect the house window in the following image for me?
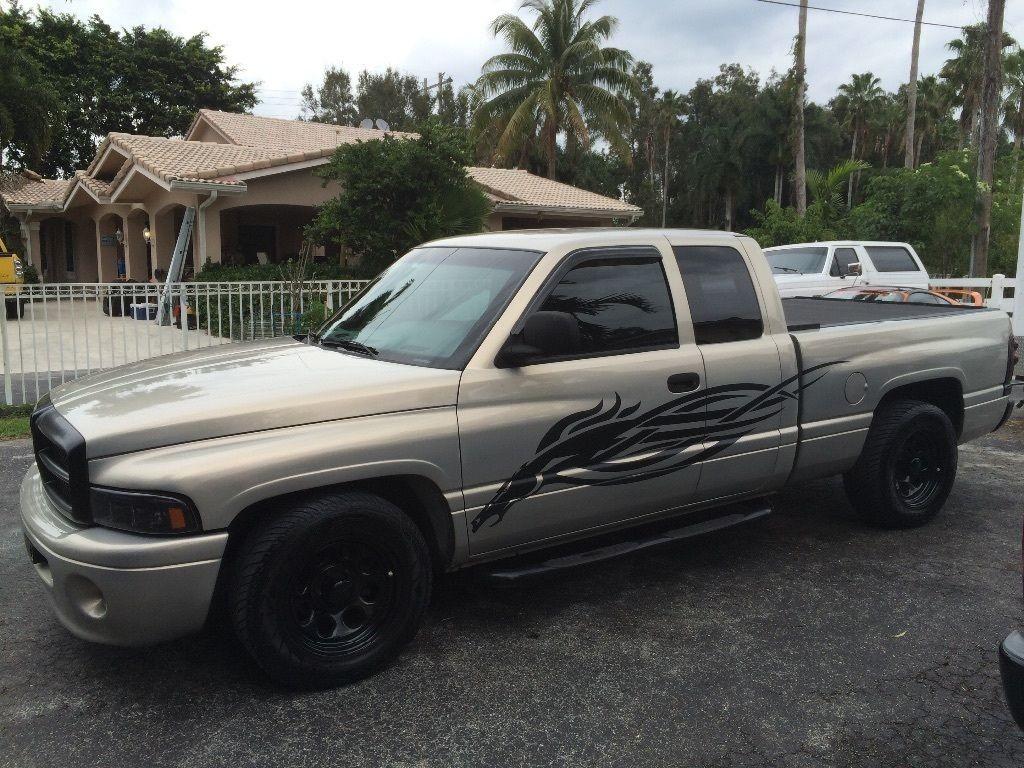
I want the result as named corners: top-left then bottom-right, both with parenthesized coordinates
top-left (64, 222), bottom-right (75, 274)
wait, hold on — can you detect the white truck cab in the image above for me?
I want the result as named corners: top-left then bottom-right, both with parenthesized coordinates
top-left (764, 241), bottom-right (929, 298)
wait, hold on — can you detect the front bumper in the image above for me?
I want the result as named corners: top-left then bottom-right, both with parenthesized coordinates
top-left (19, 466), bottom-right (228, 646)
top-left (1001, 630), bottom-right (1024, 730)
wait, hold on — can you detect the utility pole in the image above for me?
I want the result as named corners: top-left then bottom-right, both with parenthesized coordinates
top-left (904, 0), bottom-right (925, 168)
top-left (792, 0), bottom-right (808, 217)
top-left (970, 0), bottom-right (1006, 277)
top-left (421, 72), bottom-right (453, 115)
top-left (1014, 186), bottom-right (1024, 338)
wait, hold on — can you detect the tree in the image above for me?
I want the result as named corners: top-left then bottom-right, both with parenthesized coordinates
top-left (834, 72), bottom-right (883, 207)
top-left (656, 90), bottom-right (685, 226)
top-left (970, 0), bottom-right (1007, 278)
top-left (0, 37), bottom-right (59, 168)
top-left (904, 0), bottom-right (926, 168)
top-left (941, 23), bottom-right (1015, 148)
top-left (911, 75), bottom-right (951, 165)
top-left (474, 0), bottom-right (636, 179)
top-left (300, 66), bottom-right (356, 125)
top-left (309, 123), bottom-right (490, 271)
top-left (806, 158), bottom-right (870, 224)
top-left (1003, 48), bottom-right (1024, 155)
top-left (0, 5), bottom-right (257, 177)
top-left (792, 0), bottom-right (809, 216)
top-left (355, 68), bottom-right (431, 131)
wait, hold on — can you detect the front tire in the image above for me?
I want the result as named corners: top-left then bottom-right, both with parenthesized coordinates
top-left (843, 399), bottom-right (958, 528)
top-left (228, 491), bottom-right (432, 689)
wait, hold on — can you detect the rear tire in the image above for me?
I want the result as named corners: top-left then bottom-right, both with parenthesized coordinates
top-left (228, 491), bottom-right (432, 689)
top-left (843, 399), bottom-right (958, 529)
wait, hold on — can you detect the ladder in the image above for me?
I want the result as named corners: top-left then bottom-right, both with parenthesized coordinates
top-left (156, 207), bottom-right (196, 326)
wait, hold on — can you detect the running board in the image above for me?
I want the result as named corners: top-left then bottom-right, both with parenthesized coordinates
top-left (485, 501), bottom-right (772, 581)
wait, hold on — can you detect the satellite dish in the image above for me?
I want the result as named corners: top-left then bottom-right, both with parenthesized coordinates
top-left (359, 118), bottom-right (374, 130)
top-left (374, 118), bottom-right (390, 132)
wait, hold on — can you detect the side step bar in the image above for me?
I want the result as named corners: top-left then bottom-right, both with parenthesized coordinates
top-left (485, 500), bottom-right (772, 581)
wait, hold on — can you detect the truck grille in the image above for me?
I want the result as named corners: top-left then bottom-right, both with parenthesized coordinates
top-left (30, 399), bottom-right (90, 524)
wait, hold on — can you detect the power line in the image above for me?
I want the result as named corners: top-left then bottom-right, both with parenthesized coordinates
top-left (754, 0), bottom-right (965, 29)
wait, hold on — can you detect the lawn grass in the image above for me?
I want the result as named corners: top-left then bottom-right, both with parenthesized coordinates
top-left (0, 404), bottom-right (34, 440)
top-left (0, 417), bottom-right (31, 440)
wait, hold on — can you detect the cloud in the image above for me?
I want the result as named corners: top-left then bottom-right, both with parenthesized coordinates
top-left (35, 0), bottom-right (1022, 118)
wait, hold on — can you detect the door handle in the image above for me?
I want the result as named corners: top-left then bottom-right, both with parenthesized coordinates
top-left (667, 372), bottom-right (701, 393)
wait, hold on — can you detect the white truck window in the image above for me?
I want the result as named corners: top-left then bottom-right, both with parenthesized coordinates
top-left (865, 246), bottom-right (918, 272)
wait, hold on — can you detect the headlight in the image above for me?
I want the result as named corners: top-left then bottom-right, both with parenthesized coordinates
top-left (89, 487), bottom-right (201, 535)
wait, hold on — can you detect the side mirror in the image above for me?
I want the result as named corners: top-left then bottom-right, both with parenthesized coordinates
top-left (496, 311), bottom-right (580, 367)
top-left (847, 263), bottom-right (862, 276)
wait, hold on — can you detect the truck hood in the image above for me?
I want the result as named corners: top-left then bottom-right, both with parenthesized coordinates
top-left (48, 337), bottom-right (461, 458)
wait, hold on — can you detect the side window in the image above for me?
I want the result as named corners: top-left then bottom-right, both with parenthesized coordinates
top-left (673, 246), bottom-right (764, 345)
top-left (537, 252), bottom-right (678, 356)
top-left (866, 245), bottom-right (919, 272)
top-left (909, 292), bottom-right (944, 305)
top-left (832, 247), bottom-right (859, 276)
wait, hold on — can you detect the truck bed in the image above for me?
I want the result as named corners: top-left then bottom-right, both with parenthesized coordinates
top-left (782, 296), bottom-right (993, 332)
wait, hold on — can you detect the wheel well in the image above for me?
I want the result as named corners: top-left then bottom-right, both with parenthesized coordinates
top-left (878, 378), bottom-right (964, 437)
top-left (221, 476), bottom-right (455, 573)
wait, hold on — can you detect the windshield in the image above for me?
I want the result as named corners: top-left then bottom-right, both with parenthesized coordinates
top-left (315, 246), bottom-right (543, 369)
top-left (765, 246), bottom-right (828, 274)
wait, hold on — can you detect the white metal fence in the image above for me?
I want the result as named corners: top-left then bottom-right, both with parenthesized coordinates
top-left (0, 280), bottom-right (369, 405)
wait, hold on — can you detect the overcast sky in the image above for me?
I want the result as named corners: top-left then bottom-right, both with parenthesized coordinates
top-left (34, 0), bottom-right (1024, 119)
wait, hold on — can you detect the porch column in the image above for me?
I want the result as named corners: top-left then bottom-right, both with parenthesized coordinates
top-left (75, 220), bottom-right (99, 282)
top-left (21, 220), bottom-right (42, 270)
top-left (150, 209), bottom-right (176, 276)
top-left (196, 199), bottom-right (222, 270)
top-left (124, 215), bottom-right (148, 281)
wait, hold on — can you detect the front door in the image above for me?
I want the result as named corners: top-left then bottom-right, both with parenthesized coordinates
top-left (458, 246), bottom-right (708, 556)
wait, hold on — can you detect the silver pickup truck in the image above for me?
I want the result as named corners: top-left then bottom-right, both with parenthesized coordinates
top-left (20, 229), bottom-right (1021, 688)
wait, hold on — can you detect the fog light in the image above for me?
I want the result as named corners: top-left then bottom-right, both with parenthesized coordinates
top-left (65, 574), bottom-right (107, 619)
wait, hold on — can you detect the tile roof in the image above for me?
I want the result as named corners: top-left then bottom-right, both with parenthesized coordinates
top-left (191, 109), bottom-right (418, 152)
top-left (0, 173), bottom-right (70, 208)
top-left (1, 111), bottom-right (640, 218)
top-left (466, 166), bottom-right (641, 214)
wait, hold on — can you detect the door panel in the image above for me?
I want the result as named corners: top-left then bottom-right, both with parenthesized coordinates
top-left (459, 349), bottom-right (708, 554)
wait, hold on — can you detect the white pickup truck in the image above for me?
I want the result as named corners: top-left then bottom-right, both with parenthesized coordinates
top-left (765, 241), bottom-right (930, 298)
top-left (19, 229), bottom-right (1021, 689)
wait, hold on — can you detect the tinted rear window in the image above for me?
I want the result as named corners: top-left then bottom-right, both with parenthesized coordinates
top-left (674, 246), bottom-right (764, 344)
top-left (866, 246), bottom-right (919, 272)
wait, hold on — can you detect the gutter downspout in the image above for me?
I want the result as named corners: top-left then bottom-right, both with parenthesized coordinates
top-left (196, 191), bottom-right (219, 267)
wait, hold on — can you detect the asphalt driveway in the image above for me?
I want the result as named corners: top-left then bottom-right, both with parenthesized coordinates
top-left (1, 420), bottom-right (1023, 767)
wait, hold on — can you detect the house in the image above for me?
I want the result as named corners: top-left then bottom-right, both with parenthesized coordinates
top-left (0, 110), bottom-right (642, 283)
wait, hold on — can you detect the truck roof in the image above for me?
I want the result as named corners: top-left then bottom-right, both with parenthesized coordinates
top-left (425, 227), bottom-right (744, 251)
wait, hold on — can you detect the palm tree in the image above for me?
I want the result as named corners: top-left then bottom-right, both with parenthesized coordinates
top-left (871, 94), bottom-right (904, 169)
top-left (1003, 48), bottom-right (1024, 155)
top-left (807, 159), bottom-right (870, 223)
top-left (473, 0), bottom-right (636, 179)
top-left (792, 0), bottom-right (809, 216)
top-left (941, 23), bottom-right (1015, 148)
top-left (904, 0), bottom-right (926, 168)
top-left (834, 72), bottom-right (884, 207)
top-left (911, 75), bottom-right (951, 165)
top-left (656, 90), bottom-right (685, 226)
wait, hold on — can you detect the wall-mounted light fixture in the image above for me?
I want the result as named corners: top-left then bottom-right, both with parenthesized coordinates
top-left (142, 224), bottom-right (152, 244)
top-left (114, 228), bottom-right (124, 245)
